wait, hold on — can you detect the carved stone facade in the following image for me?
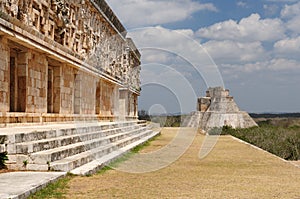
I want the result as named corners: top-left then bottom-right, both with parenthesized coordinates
top-left (0, 0), bottom-right (140, 125)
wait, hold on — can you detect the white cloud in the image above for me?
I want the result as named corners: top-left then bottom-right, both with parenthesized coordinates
top-left (285, 15), bottom-right (300, 33)
top-left (203, 40), bottom-right (268, 64)
top-left (128, 26), bottom-right (197, 52)
top-left (237, 1), bottom-right (248, 8)
top-left (106, 0), bottom-right (217, 28)
top-left (128, 26), bottom-right (225, 88)
top-left (274, 36), bottom-right (300, 58)
top-left (280, 1), bottom-right (300, 18)
top-left (279, 2), bottom-right (300, 33)
top-left (220, 58), bottom-right (300, 76)
top-left (197, 13), bottom-right (286, 42)
top-left (268, 58), bottom-right (300, 71)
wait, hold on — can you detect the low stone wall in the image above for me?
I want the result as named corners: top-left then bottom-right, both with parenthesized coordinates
top-left (0, 113), bottom-right (118, 127)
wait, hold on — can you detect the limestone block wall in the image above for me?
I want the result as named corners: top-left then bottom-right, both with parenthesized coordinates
top-left (47, 62), bottom-right (62, 114)
top-left (118, 90), bottom-right (127, 120)
top-left (27, 50), bottom-right (48, 113)
top-left (0, 0), bottom-right (141, 91)
top-left (100, 80), bottom-right (114, 116)
top-left (60, 65), bottom-right (75, 114)
top-left (0, 0), bottom-right (142, 124)
top-left (80, 74), bottom-right (96, 115)
top-left (0, 38), bottom-right (9, 112)
top-left (118, 90), bottom-right (138, 120)
top-left (128, 93), bottom-right (137, 117)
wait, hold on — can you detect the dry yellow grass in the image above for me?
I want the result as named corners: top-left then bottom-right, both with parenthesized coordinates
top-left (65, 128), bottom-right (300, 199)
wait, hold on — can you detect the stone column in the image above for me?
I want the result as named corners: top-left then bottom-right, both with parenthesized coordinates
top-left (118, 89), bottom-right (128, 121)
top-left (17, 52), bottom-right (28, 112)
top-left (0, 37), bottom-right (9, 112)
top-left (73, 72), bottom-right (81, 114)
top-left (112, 85), bottom-right (120, 121)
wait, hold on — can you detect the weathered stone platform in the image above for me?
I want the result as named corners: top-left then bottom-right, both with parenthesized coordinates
top-left (0, 171), bottom-right (66, 199)
top-left (0, 121), bottom-right (159, 175)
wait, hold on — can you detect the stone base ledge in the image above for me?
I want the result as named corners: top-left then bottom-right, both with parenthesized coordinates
top-left (0, 113), bottom-right (123, 127)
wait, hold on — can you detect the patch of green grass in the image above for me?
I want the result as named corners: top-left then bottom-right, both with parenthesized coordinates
top-left (131, 133), bottom-right (161, 153)
top-left (28, 174), bottom-right (73, 199)
top-left (96, 153), bottom-right (134, 175)
top-left (96, 165), bottom-right (113, 175)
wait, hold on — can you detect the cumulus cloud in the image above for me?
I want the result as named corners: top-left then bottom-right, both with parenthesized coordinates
top-left (280, 1), bottom-right (300, 18)
top-left (279, 2), bottom-right (300, 33)
top-left (106, 0), bottom-right (217, 28)
top-left (128, 26), bottom-right (198, 53)
top-left (197, 13), bottom-right (285, 42)
top-left (285, 15), bottom-right (300, 33)
top-left (268, 58), bottom-right (300, 71)
top-left (274, 36), bottom-right (300, 58)
top-left (127, 26), bottom-right (224, 88)
top-left (222, 58), bottom-right (300, 73)
top-left (203, 40), bottom-right (268, 64)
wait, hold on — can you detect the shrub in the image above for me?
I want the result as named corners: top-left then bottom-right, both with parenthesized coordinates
top-left (0, 152), bottom-right (8, 169)
top-left (208, 127), bottom-right (223, 135)
top-left (224, 124), bottom-right (300, 161)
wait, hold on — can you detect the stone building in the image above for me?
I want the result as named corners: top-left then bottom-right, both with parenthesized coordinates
top-left (186, 87), bottom-right (257, 130)
top-left (0, 0), bottom-right (141, 125)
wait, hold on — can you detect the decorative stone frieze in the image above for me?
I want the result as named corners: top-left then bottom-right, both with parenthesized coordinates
top-left (0, 0), bottom-right (141, 124)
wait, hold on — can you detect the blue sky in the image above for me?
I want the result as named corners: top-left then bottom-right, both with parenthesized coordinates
top-left (107, 0), bottom-right (300, 114)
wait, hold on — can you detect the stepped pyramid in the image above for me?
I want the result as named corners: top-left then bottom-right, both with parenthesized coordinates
top-left (187, 87), bottom-right (257, 130)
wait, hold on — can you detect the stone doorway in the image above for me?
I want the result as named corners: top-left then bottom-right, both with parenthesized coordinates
top-left (47, 67), bottom-right (54, 113)
top-left (47, 66), bottom-right (61, 113)
top-left (95, 81), bottom-right (101, 115)
top-left (47, 59), bottom-right (61, 114)
top-left (9, 50), bottom-right (26, 112)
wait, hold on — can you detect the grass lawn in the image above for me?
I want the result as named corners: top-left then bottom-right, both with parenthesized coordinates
top-left (63, 128), bottom-right (300, 199)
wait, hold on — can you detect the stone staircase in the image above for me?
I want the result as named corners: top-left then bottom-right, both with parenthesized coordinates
top-left (0, 121), bottom-right (159, 175)
top-left (182, 112), bottom-right (201, 128)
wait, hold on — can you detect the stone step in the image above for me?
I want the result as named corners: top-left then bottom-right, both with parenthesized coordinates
top-left (29, 127), bottom-right (148, 164)
top-left (14, 124), bottom-right (142, 154)
top-left (3, 121), bottom-right (141, 144)
top-left (51, 129), bottom-right (155, 172)
top-left (70, 130), bottom-right (160, 175)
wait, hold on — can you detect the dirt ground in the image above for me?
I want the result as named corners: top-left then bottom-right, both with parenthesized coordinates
top-left (65, 128), bottom-right (300, 199)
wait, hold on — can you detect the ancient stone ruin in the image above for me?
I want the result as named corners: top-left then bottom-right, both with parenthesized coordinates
top-left (186, 87), bottom-right (257, 130)
top-left (0, 0), bottom-right (141, 124)
top-left (0, 0), bottom-right (159, 174)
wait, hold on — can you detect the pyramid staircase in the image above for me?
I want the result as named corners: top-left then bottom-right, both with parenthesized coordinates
top-left (182, 112), bottom-right (201, 128)
top-left (0, 121), bottom-right (159, 175)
